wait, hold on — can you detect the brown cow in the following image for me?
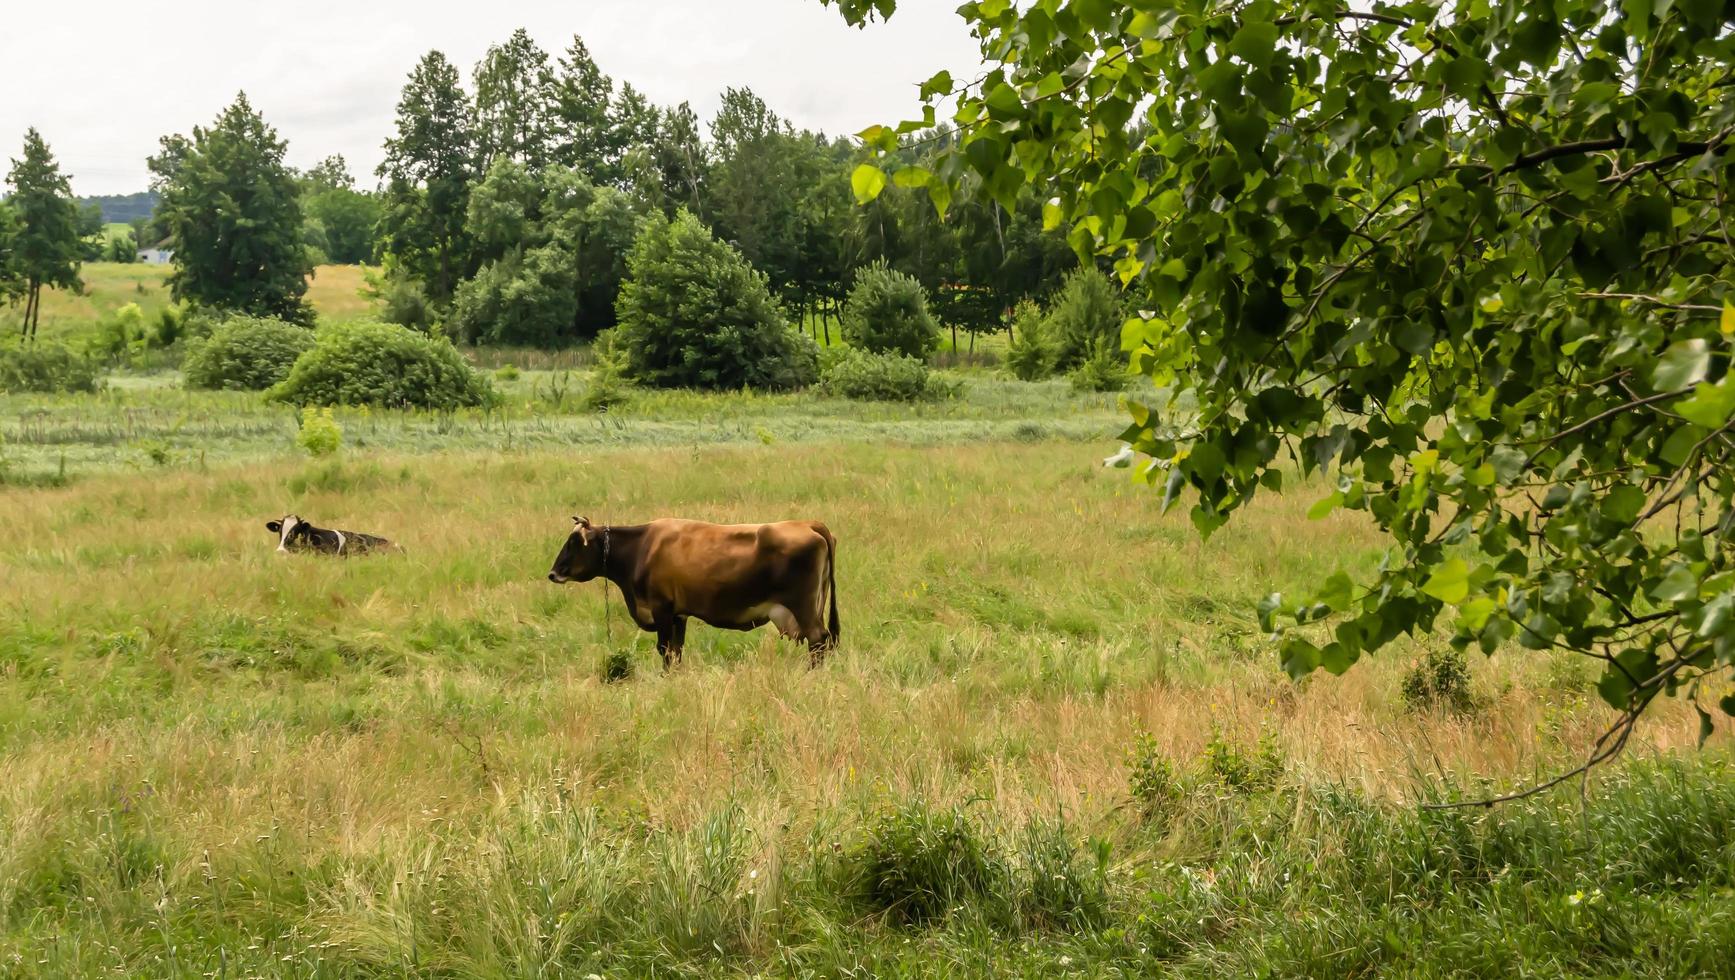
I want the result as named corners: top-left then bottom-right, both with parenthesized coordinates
top-left (546, 517), bottom-right (839, 669)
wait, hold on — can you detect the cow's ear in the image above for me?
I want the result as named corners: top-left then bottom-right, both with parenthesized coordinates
top-left (266, 521), bottom-right (282, 533)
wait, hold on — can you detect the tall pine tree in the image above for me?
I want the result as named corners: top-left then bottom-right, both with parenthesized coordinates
top-left (5, 129), bottom-right (83, 341)
top-left (474, 29), bottom-right (555, 171)
top-left (149, 94), bottom-right (312, 323)
top-left (548, 36), bottom-right (615, 181)
top-left (378, 51), bottom-right (478, 305)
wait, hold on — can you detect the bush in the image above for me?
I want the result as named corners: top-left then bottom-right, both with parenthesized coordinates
top-left (614, 211), bottom-right (818, 391)
top-left (840, 260), bottom-right (940, 358)
top-left (181, 316), bottom-right (315, 391)
top-left (371, 271), bottom-right (436, 333)
top-left (1068, 338), bottom-right (1129, 392)
top-left (1202, 729), bottom-right (1285, 793)
top-left (842, 800), bottom-right (1003, 926)
top-left (296, 406), bottom-right (342, 457)
top-left (582, 329), bottom-right (633, 411)
top-left (0, 344), bottom-right (101, 394)
top-left (1126, 732), bottom-right (1184, 821)
top-left (1402, 647), bottom-right (1479, 714)
top-left (820, 348), bottom-right (957, 402)
top-left (1044, 267), bottom-right (1124, 369)
top-left (449, 243), bottom-right (579, 347)
top-left (269, 321), bottom-right (495, 410)
top-left (1005, 300), bottom-right (1054, 381)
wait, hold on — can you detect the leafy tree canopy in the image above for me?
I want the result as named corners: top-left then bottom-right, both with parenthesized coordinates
top-left (833, 0), bottom-right (1735, 776)
top-left (5, 128), bottom-right (84, 339)
top-left (149, 95), bottom-right (311, 323)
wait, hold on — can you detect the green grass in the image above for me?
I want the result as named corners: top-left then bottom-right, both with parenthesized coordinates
top-left (0, 369), bottom-right (1731, 976)
top-left (0, 263), bottom-right (379, 342)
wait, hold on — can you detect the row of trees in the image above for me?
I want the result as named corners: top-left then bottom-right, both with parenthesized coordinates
top-left (9, 29), bottom-right (1083, 349)
top-left (371, 31), bottom-right (1079, 346)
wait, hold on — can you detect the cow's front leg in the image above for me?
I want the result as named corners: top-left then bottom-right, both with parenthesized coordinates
top-left (673, 617), bottom-right (688, 661)
top-left (655, 610), bottom-right (682, 671)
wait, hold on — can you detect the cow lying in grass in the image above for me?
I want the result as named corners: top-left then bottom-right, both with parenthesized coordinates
top-left (266, 515), bottom-right (397, 556)
top-left (547, 516), bottom-right (839, 669)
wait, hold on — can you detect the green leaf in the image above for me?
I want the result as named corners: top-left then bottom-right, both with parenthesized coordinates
top-left (1650, 564), bottom-right (1700, 603)
top-left (1652, 339), bottom-right (1710, 390)
top-left (850, 163), bottom-right (887, 204)
top-left (1229, 21), bottom-right (1279, 69)
top-left (1722, 300), bottom-right (1734, 337)
top-left (891, 166), bottom-right (932, 189)
top-left (1697, 702), bottom-right (1715, 747)
top-left (919, 69), bottom-right (953, 100)
top-left (1601, 484), bottom-right (1648, 524)
top-left (1675, 377), bottom-right (1735, 428)
top-left (1307, 492), bottom-right (1343, 520)
top-left (1421, 559), bottom-right (1471, 604)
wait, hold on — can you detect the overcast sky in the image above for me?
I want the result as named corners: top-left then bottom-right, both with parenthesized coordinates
top-left (1, 0), bottom-right (981, 197)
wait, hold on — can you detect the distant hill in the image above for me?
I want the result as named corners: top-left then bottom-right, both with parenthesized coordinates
top-left (80, 191), bottom-right (158, 224)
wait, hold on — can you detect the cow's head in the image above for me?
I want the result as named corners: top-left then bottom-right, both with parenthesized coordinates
top-left (548, 516), bottom-right (604, 584)
top-left (266, 515), bottom-right (305, 553)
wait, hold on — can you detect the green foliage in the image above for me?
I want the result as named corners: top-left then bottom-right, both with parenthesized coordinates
top-left (1068, 339), bottom-right (1128, 393)
top-left (450, 243), bottom-right (578, 347)
top-left (269, 321), bottom-right (494, 410)
top-left (5, 128), bottom-right (85, 340)
top-left (602, 649), bottom-right (634, 683)
top-left (1125, 732), bottom-right (1182, 821)
top-left (615, 210), bottom-right (818, 390)
top-left (368, 268), bottom-right (436, 332)
top-left (181, 315), bottom-right (314, 391)
top-left (302, 184), bottom-right (380, 265)
top-left (582, 330), bottom-right (634, 410)
top-left (295, 406), bottom-right (343, 457)
top-left (1202, 730), bottom-right (1285, 794)
top-left (837, 0), bottom-right (1735, 744)
top-left (841, 259), bottom-right (939, 358)
top-left (1005, 300), bottom-right (1054, 381)
top-left (820, 347), bottom-right (954, 402)
top-left (0, 342), bottom-right (99, 393)
top-left (148, 94), bottom-right (312, 323)
top-left (1402, 648), bottom-right (1480, 715)
top-left (378, 51), bottom-right (478, 305)
top-left (1042, 268), bottom-right (1122, 371)
top-left (840, 800), bottom-right (1003, 926)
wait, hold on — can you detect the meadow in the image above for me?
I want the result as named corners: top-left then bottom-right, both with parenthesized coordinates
top-left (2, 350), bottom-right (1733, 977)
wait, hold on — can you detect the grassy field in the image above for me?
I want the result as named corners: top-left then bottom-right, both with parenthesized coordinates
top-left (0, 263), bottom-right (378, 341)
top-left (1, 366), bottom-right (1732, 977)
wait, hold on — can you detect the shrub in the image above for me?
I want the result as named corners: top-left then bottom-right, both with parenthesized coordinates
top-left (1044, 267), bottom-right (1124, 369)
top-left (181, 316), bottom-right (315, 391)
top-left (1068, 338), bottom-right (1129, 392)
top-left (269, 321), bottom-right (495, 410)
top-left (152, 307), bottom-right (184, 348)
top-left (296, 406), bottom-right (342, 457)
top-left (0, 344), bottom-right (101, 394)
top-left (820, 348), bottom-right (957, 402)
top-left (840, 260), bottom-right (940, 358)
top-left (1127, 732), bottom-right (1184, 821)
top-left (615, 211), bottom-right (818, 390)
top-left (449, 243), bottom-right (579, 347)
top-left (602, 649), bottom-right (634, 684)
top-left (582, 330), bottom-right (633, 411)
top-left (371, 271), bottom-right (436, 333)
top-left (841, 800), bottom-right (1003, 926)
top-left (1402, 647), bottom-right (1479, 714)
top-left (493, 364), bottom-right (521, 381)
top-left (1202, 729), bottom-right (1285, 793)
top-left (1005, 300), bottom-right (1055, 380)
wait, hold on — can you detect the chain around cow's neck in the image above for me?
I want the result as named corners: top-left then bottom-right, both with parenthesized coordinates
top-left (600, 525), bottom-right (612, 650)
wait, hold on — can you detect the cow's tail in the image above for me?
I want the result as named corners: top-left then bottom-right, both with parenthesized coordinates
top-left (826, 530), bottom-right (840, 643)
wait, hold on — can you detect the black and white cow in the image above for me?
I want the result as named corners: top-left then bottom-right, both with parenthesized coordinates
top-left (265, 515), bottom-right (397, 556)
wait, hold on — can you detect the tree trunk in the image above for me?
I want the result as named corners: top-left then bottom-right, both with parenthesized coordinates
top-left (970, 329), bottom-right (976, 355)
top-left (822, 297), bottom-right (832, 347)
top-left (951, 322), bottom-right (958, 354)
top-left (19, 283), bottom-right (35, 339)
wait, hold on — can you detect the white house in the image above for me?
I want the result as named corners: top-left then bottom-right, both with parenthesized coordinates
top-left (137, 248), bottom-right (173, 265)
